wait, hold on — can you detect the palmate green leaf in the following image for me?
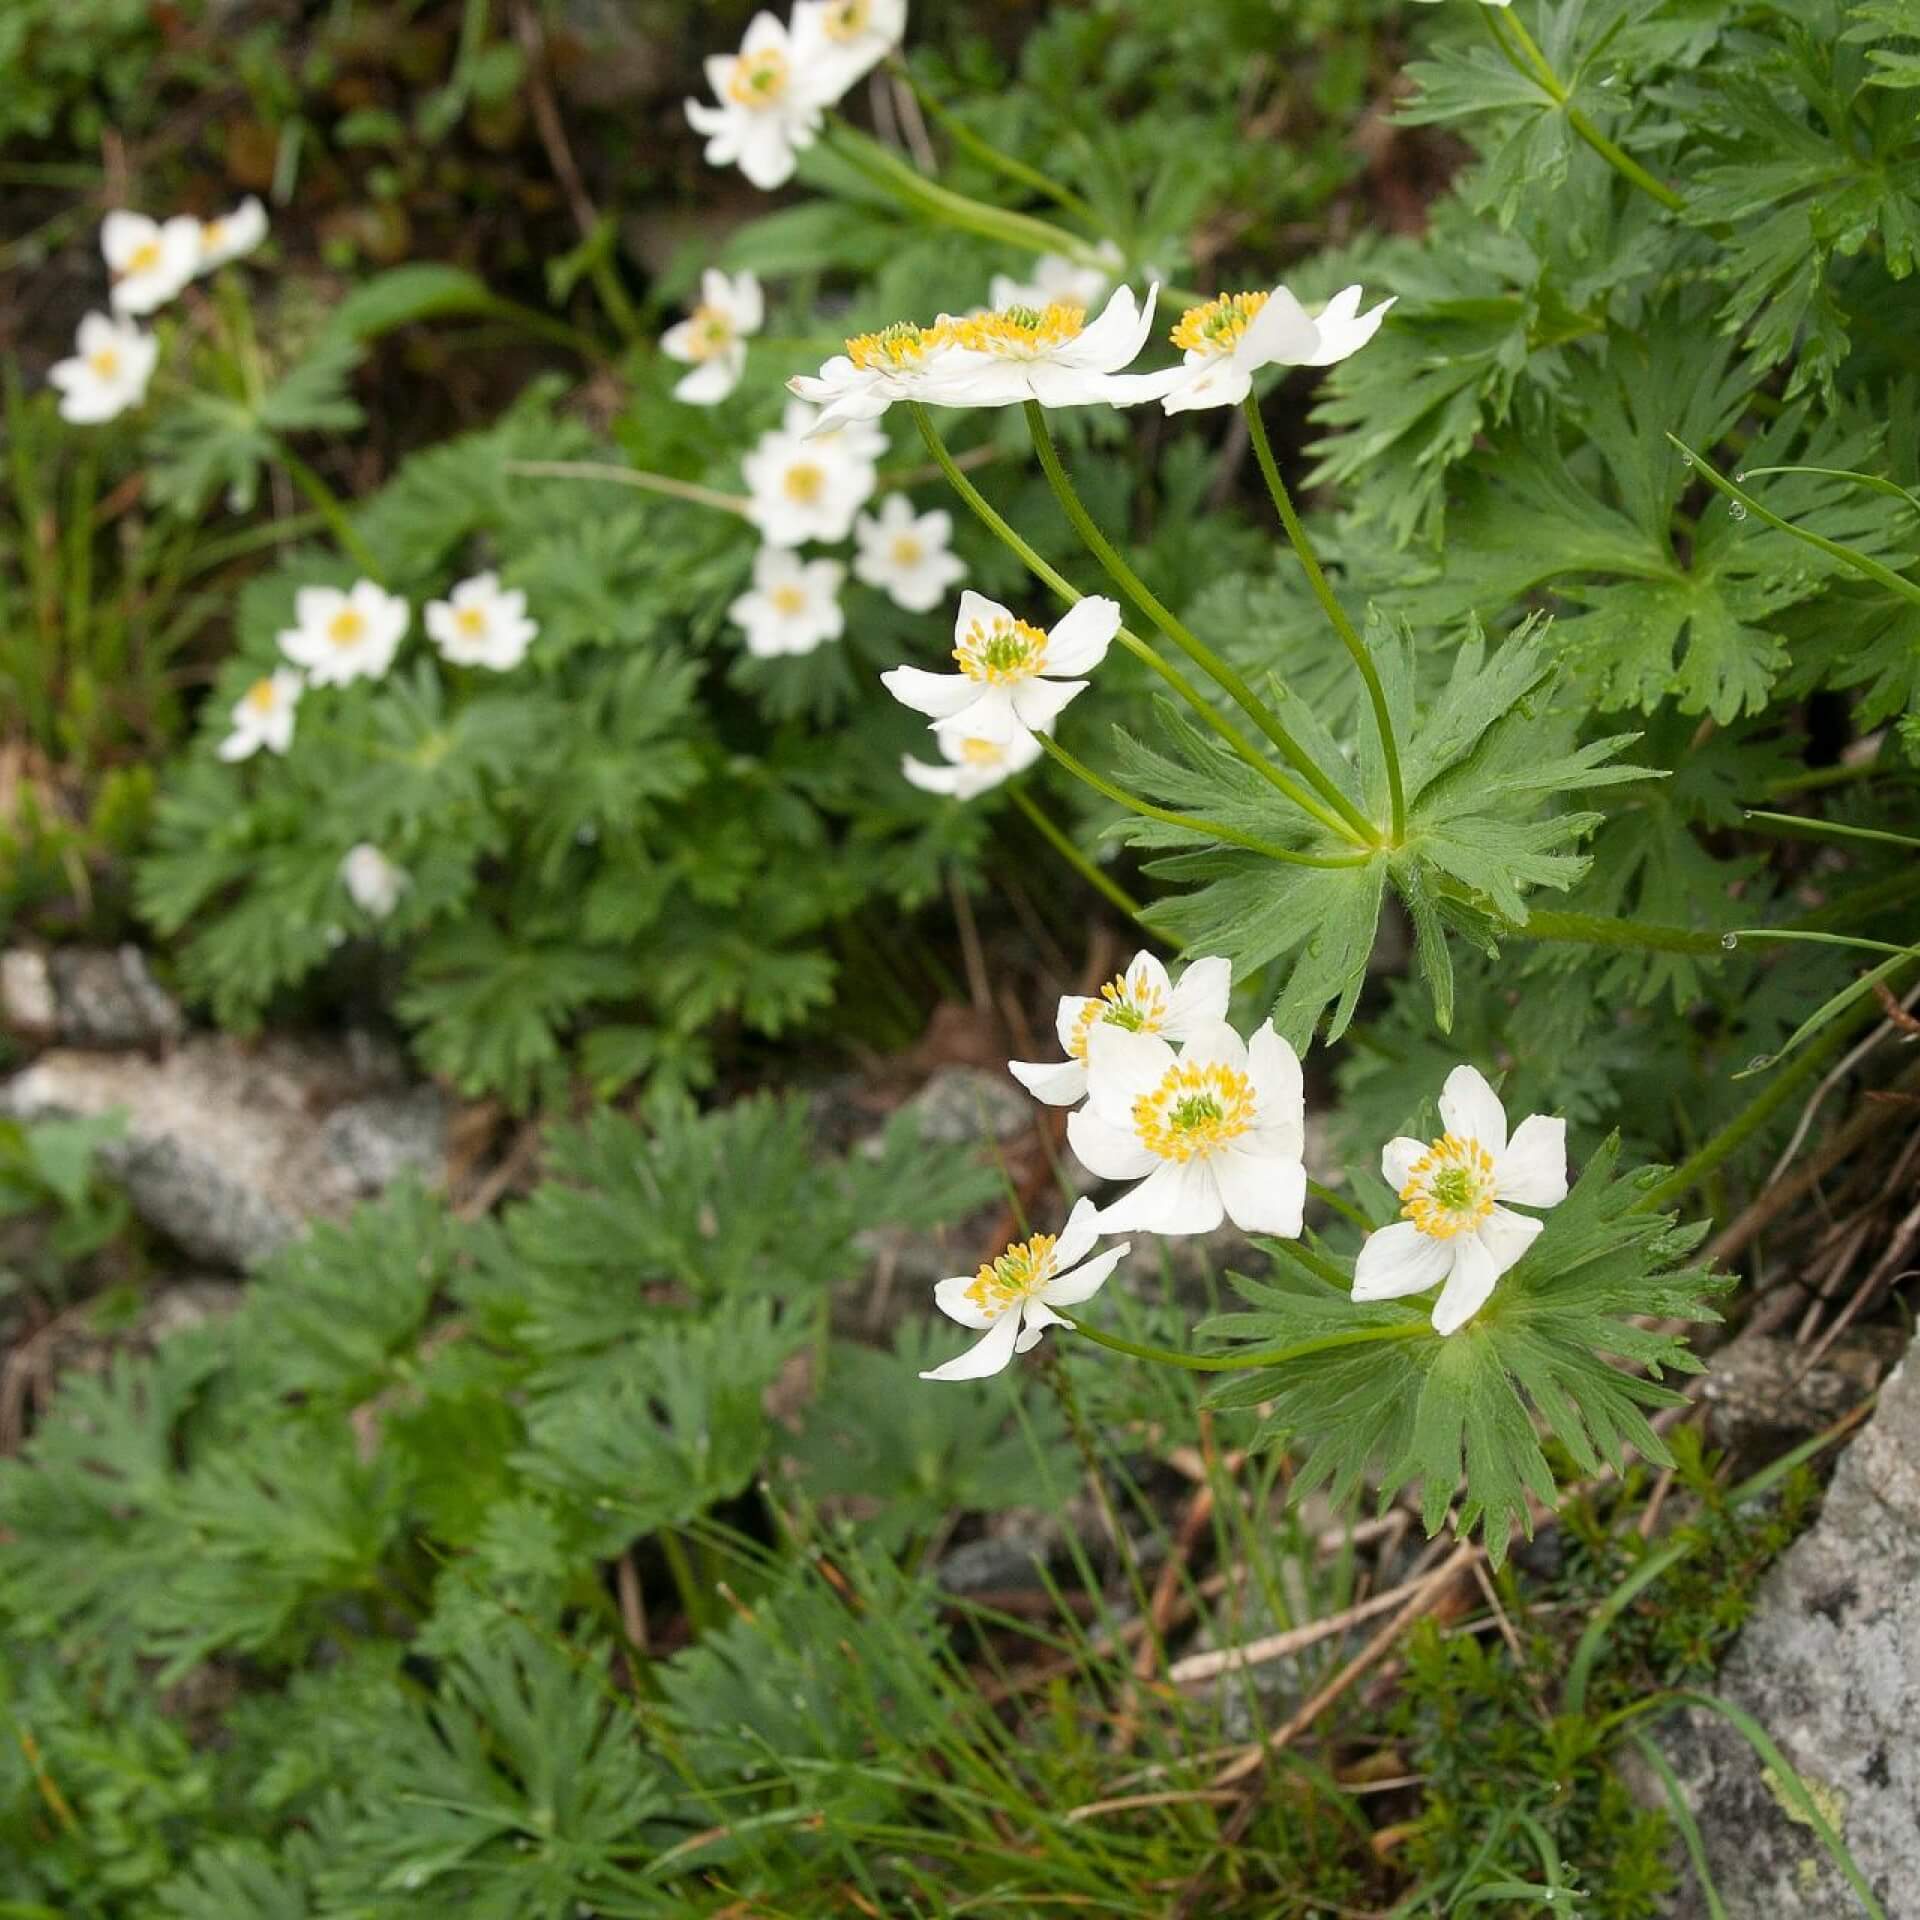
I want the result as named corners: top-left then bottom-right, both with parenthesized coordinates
top-left (1848, 0), bottom-right (1920, 88)
top-left (1201, 1139), bottom-right (1727, 1566)
top-left (158, 1840), bottom-right (321, 1920)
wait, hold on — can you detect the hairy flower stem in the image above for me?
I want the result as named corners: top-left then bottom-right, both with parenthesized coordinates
top-left (1009, 785), bottom-right (1155, 926)
top-left (270, 440), bottom-right (386, 582)
top-left (1242, 397), bottom-right (1406, 842)
top-left (1033, 731), bottom-right (1375, 871)
top-left (1024, 403), bottom-right (1379, 848)
top-left (1059, 1315), bottom-right (1428, 1372)
top-left (1481, 7), bottom-right (1686, 215)
top-left (909, 404), bottom-right (1365, 842)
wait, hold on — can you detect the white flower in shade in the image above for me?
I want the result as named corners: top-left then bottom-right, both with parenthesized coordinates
top-left (48, 312), bottom-right (157, 424)
top-left (882, 591), bottom-right (1119, 745)
top-left (743, 398), bottom-right (879, 546)
top-left (661, 268), bottom-right (765, 405)
top-left (340, 844), bottom-right (408, 920)
top-left (921, 1198), bottom-right (1129, 1381)
top-left (791, 0), bottom-right (909, 104)
top-left (685, 11), bottom-right (827, 191)
top-left (425, 572), bottom-right (537, 671)
top-left (195, 196), bottom-right (268, 274)
top-left (902, 725), bottom-right (1043, 801)
top-left (928, 283), bottom-right (1161, 410)
top-left (1069, 1019), bottom-right (1306, 1237)
top-left (101, 210), bottom-right (200, 315)
top-left (278, 580), bottom-right (410, 687)
top-left (988, 243), bottom-right (1124, 316)
top-left (1010, 952), bottom-right (1232, 1108)
top-left (1137, 283), bottom-right (1396, 414)
top-left (1351, 1064), bottom-right (1568, 1337)
top-left (217, 669), bottom-right (303, 762)
top-left (853, 494), bottom-right (966, 611)
top-left (729, 546), bottom-right (846, 657)
top-left (787, 319), bottom-right (960, 433)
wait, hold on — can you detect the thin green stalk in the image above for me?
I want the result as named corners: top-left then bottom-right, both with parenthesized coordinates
top-left (1482, 7), bottom-right (1686, 214)
top-left (1242, 396), bottom-right (1405, 842)
top-left (1504, 909), bottom-right (1726, 957)
top-left (1058, 1314), bottom-right (1426, 1372)
top-left (1024, 402), bottom-right (1378, 847)
top-left (269, 441), bottom-right (385, 581)
top-left (1034, 731), bottom-right (1373, 871)
top-left (503, 458), bottom-right (752, 516)
top-left (1009, 785), bottom-right (1151, 924)
top-left (893, 62), bottom-right (1101, 225)
top-left (1742, 809), bottom-right (1920, 853)
top-left (908, 403), bottom-right (1364, 836)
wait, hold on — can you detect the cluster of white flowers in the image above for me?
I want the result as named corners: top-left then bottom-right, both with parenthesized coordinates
top-left (49, 201), bottom-right (268, 425)
top-left (925, 952), bottom-right (1568, 1379)
top-left (686, 2), bottom-right (909, 191)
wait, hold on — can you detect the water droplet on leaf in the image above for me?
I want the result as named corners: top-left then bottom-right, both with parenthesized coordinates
top-left (1721, 932), bottom-right (1739, 949)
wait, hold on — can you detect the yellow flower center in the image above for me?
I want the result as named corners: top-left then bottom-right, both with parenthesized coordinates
top-left (783, 462), bottom-right (827, 504)
top-left (1171, 291), bottom-right (1270, 357)
top-left (1132, 1060), bottom-right (1256, 1163)
top-left (727, 46), bottom-right (790, 106)
top-left (963, 1232), bottom-right (1058, 1316)
top-left (845, 321), bottom-right (939, 372)
top-left (1398, 1133), bottom-right (1498, 1240)
top-left (455, 606), bottom-right (488, 637)
top-left (328, 608), bottom-right (367, 647)
top-left (945, 300), bottom-right (1085, 359)
top-left (771, 584), bottom-right (809, 616)
top-left (88, 347), bottom-right (121, 379)
top-left (245, 677), bottom-right (279, 713)
top-left (958, 737), bottom-right (1004, 766)
top-left (954, 614), bottom-right (1048, 684)
top-left (822, 0), bottom-right (871, 37)
top-left (687, 305), bottom-right (735, 360)
top-left (1068, 969), bottom-right (1170, 1062)
top-left (202, 219), bottom-right (227, 251)
top-left (123, 239), bottom-right (162, 276)
top-left (889, 534), bottom-right (924, 568)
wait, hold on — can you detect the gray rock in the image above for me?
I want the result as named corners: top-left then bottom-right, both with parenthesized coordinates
top-left (1654, 1347), bottom-right (1919, 1919)
top-left (1, 945), bottom-right (183, 1050)
top-left (0, 1036), bottom-right (448, 1269)
top-left (895, 1066), bottom-right (1033, 1148)
top-left (1699, 1325), bottom-right (1904, 1460)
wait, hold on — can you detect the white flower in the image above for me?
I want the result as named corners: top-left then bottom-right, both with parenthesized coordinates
top-left (882, 591), bottom-right (1118, 745)
top-left (1137, 283), bottom-right (1396, 414)
top-left (1011, 952), bottom-right (1232, 1108)
top-left (661, 268), bottom-right (765, 405)
top-left (195, 196), bottom-right (268, 274)
top-left (988, 243), bottom-right (1124, 315)
top-left (47, 312), bottom-right (157, 424)
top-left (921, 1198), bottom-right (1129, 1381)
top-left (425, 572), bottom-right (537, 670)
top-left (788, 319), bottom-right (960, 433)
top-left (902, 726), bottom-right (1043, 801)
top-left (685, 11), bottom-right (827, 191)
top-left (340, 844), bottom-right (408, 920)
top-left (1068, 1019), bottom-right (1306, 1238)
top-left (1350, 1064), bottom-right (1568, 1337)
top-left (927, 283), bottom-right (1162, 410)
top-left (101, 210), bottom-right (200, 315)
top-left (791, 0), bottom-right (909, 105)
top-left (217, 669), bottom-right (303, 762)
top-left (729, 546), bottom-right (846, 657)
top-left (278, 580), bottom-right (410, 687)
top-left (743, 398), bottom-right (879, 547)
top-left (853, 494), bottom-right (966, 611)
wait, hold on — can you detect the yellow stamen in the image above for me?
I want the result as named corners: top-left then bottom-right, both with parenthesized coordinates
top-left (963, 1232), bottom-right (1058, 1316)
top-left (1398, 1133), bottom-right (1498, 1240)
top-left (958, 737), bottom-right (1003, 766)
top-left (245, 677), bottom-right (279, 713)
top-left (328, 609), bottom-right (367, 647)
top-left (889, 535), bottom-right (924, 568)
top-left (123, 239), bottom-right (161, 276)
top-left (953, 614), bottom-right (1048, 685)
top-left (202, 219), bottom-right (226, 251)
top-left (1132, 1060), bottom-right (1256, 1163)
top-left (1068, 968), bottom-right (1171, 1062)
top-left (782, 463), bottom-right (827, 504)
top-left (945, 300), bottom-right (1085, 359)
top-left (87, 348), bottom-right (121, 379)
top-left (685, 305), bottom-right (734, 360)
top-left (1171, 291), bottom-right (1269, 357)
top-left (771, 584), bottom-right (809, 616)
top-left (726, 46), bottom-right (789, 106)
top-left (844, 321), bottom-right (940, 372)
top-left (822, 0), bottom-right (872, 38)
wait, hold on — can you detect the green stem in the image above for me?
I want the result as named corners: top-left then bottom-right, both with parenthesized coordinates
top-left (1009, 786), bottom-right (1152, 924)
top-left (1504, 908), bottom-right (1726, 957)
top-left (908, 403), bottom-right (1362, 836)
top-left (1024, 403), bottom-right (1378, 848)
top-left (1059, 1314), bottom-right (1426, 1373)
top-left (270, 441), bottom-right (385, 581)
top-left (1242, 397), bottom-right (1405, 842)
top-left (1482, 8), bottom-right (1686, 214)
top-left (1034, 732), bottom-right (1373, 871)
top-left (502, 458), bottom-right (752, 516)
top-left (1307, 1180), bottom-right (1375, 1234)
top-left (1741, 809), bottom-right (1920, 853)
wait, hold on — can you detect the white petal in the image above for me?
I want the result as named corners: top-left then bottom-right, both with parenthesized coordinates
top-left (1063, 283), bottom-right (1154, 371)
top-left (1431, 1236), bottom-right (1500, 1337)
top-left (881, 665), bottom-right (978, 720)
top-left (1304, 290), bottom-right (1395, 368)
top-left (932, 685), bottom-right (1020, 744)
top-left (920, 1309), bottom-right (1024, 1381)
top-left (1245, 1023), bottom-right (1303, 1150)
top-left (932, 1274), bottom-right (998, 1330)
top-left (1352, 1221), bottom-right (1454, 1302)
top-left (1043, 597), bottom-right (1121, 674)
top-left (1007, 1056), bottom-right (1088, 1106)
top-left (1496, 1115), bottom-right (1568, 1208)
top-left (1381, 1136), bottom-right (1428, 1192)
top-left (1438, 1064), bottom-right (1508, 1156)
top-left (1476, 1206), bottom-right (1543, 1281)
top-left (1164, 955), bottom-right (1230, 1032)
top-left (1176, 1019), bottom-right (1249, 1075)
top-left (1039, 1241), bottom-right (1128, 1307)
top-left (1066, 1105), bottom-right (1157, 1182)
top-left (953, 588), bottom-right (1012, 643)
top-left (1051, 1196), bottom-right (1105, 1269)
top-left (1014, 1303), bottom-right (1061, 1352)
top-left (1054, 994), bottom-right (1096, 1054)
top-left (1099, 1158), bottom-right (1223, 1236)
top-left (1083, 1025), bottom-right (1177, 1123)
top-left (1213, 1148), bottom-right (1305, 1238)
top-left (1007, 675), bottom-right (1087, 735)
top-left (1239, 285), bottom-right (1321, 369)
top-left (674, 356), bottom-right (740, 405)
